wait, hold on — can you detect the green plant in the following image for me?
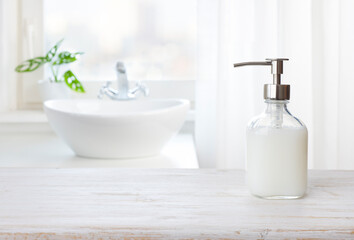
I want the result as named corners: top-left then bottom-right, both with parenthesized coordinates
top-left (15, 39), bottom-right (85, 93)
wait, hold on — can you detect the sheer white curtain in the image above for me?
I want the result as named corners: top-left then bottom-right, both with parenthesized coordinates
top-left (195, 0), bottom-right (354, 170)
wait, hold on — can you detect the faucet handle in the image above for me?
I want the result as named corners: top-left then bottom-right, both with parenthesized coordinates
top-left (98, 81), bottom-right (113, 99)
top-left (139, 82), bottom-right (149, 96)
top-left (130, 82), bottom-right (149, 97)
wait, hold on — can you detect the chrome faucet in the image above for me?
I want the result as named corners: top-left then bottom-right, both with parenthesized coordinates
top-left (98, 62), bottom-right (149, 100)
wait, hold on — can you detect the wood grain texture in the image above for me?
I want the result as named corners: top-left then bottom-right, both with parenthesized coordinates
top-left (0, 169), bottom-right (353, 239)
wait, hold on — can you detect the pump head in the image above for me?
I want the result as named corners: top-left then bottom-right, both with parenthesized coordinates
top-left (233, 58), bottom-right (290, 100)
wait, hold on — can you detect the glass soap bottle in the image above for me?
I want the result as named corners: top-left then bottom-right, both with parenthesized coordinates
top-left (234, 58), bottom-right (308, 199)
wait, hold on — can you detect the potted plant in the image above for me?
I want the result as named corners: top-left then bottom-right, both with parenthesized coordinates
top-left (15, 39), bottom-right (85, 101)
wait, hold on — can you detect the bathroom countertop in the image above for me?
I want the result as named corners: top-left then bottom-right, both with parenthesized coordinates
top-left (0, 169), bottom-right (352, 239)
top-left (0, 132), bottom-right (198, 168)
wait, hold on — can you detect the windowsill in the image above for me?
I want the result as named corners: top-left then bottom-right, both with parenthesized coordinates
top-left (0, 110), bottom-right (47, 123)
top-left (0, 110), bottom-right (52, 133)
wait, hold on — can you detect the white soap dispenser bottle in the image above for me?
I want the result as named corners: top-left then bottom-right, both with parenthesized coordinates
top-left (234, 58), bottom-right (308, 199)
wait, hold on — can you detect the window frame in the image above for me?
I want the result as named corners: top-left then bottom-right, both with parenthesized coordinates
top-left (0, 0), bottom-right (20, 112)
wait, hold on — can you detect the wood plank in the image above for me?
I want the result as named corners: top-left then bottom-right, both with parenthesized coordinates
top-left (0, 169), bottom-right (353, 239)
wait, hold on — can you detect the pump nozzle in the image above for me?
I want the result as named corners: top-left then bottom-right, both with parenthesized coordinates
top-left (233, 58), bottom-right (290, 100)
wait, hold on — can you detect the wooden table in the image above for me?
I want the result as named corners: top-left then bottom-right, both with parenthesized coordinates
top-left (0, 169), bottom-right (353, 239)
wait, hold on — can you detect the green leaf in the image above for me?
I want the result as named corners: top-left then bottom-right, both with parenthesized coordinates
top-left (52, 51), bottom-right (84, 66)
top-left (15, 57), bottom-right (48, 72)
top-left (63, 70), bottom-right (85, 93)
top-left (45, 39), bottom-right (64, 62)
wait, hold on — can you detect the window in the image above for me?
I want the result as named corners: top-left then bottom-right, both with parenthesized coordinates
top-left (44, 0), bottom-right (197, 82)
top-left (15, 0), bottom-right (196, 108)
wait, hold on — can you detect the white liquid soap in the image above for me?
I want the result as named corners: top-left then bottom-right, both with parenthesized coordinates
top-left (247, 127), bottom-right (308, 199)
top-left (234, 58), bottom-right (308, 199)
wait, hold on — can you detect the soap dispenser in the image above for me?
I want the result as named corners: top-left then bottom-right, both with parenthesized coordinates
top-left (234, 58), bottom-right (308, 199)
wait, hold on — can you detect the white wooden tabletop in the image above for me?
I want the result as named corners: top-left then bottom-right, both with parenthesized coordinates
top-left (0, 169), bottom-right (353, 239)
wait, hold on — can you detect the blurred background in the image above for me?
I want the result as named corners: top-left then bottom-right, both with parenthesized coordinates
top-left (1, 0), bottom-right (354, 170)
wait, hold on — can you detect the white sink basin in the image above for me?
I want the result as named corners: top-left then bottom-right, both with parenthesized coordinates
top-left (44, 99), bottom-right (190, 159)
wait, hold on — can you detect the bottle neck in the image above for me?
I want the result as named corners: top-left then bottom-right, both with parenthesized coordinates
top-left (264, 99), bottom-right (289, 113)
top-left (264, 100), bottom-right (289, 128)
